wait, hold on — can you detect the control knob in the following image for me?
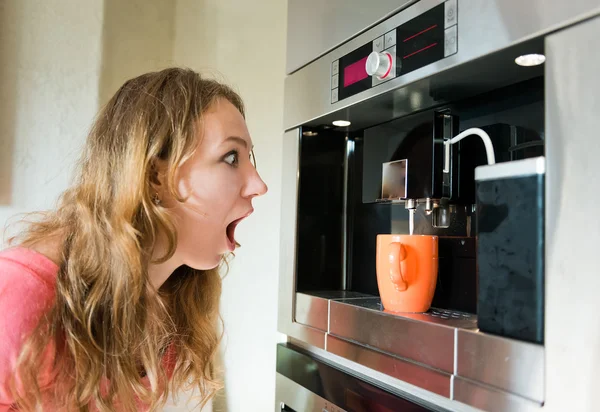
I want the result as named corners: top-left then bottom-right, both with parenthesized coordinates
top-left (365, 51), bottom-right (393, 80)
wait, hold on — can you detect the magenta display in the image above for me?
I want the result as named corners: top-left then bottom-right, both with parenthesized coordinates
top-left (343, 56), bottom-right (369, 87)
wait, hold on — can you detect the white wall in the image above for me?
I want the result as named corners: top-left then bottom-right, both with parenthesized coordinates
top-left (1, 0), bottom-right (286, 411)
top-left (0, 0), bottom-right (176, 236)
top-left (0, 0), bottom-right (104, 227)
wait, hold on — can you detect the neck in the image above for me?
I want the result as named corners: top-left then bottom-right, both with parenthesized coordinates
top-left (148, 238), bottom-right (182, 290)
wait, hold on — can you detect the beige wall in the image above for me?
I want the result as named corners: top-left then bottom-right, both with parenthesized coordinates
top-left (98, 0), bottom-right (176, 105)
top-left (1, 0), bottom-right (286, 410)
top-left (0, 0), bottom-right (176, 231)
top-left (0, 0), bottom-right (104, 221)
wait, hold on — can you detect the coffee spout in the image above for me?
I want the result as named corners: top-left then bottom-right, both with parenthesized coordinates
top-left (405, 199), bottom-right (416, 235)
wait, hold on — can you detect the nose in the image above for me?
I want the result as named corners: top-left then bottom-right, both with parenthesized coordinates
top-left (242, 165), bottom-right (268, 199)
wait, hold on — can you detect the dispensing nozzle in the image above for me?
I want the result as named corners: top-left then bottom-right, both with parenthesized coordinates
top-left (424, 198), bottom-right (433, 215)
top-left (405, 199), bottom-right (416, 235)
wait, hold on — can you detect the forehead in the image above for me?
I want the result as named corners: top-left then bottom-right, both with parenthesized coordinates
top-left (199, 99), bottom-right (251, 146)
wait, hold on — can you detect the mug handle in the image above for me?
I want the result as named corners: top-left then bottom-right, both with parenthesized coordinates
top-left (389, 242), bottom-right (408, 291)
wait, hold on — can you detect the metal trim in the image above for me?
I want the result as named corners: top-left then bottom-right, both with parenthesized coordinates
top-left (292, 293), bottom-right (546, 408)
top-left (475, 156), bottom-right (546, 181)
top-left (283, 0), bottom-right (600, 131)
top-left (456, 329), bottom-right (545, 403)
top-left (342, 136), bottom-right (353, 290)
top-left (326, 335), bottom-right (452, 398)
top-left (275, 373), bottom-right (345, 412)
top-left (328, 297), bottom-right (474, 373)
top-left (277, 129), bottom-right (329, 349)
top-left (294, 293), bottom-right (329, 331)
top-left (453, 376), bottom-right (542, 412)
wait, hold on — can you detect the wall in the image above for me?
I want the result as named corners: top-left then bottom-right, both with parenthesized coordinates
top-left (0, 0), bottom-right (104, 227)
top-left (0, 0), bottom-right (176, 236)
top-left (0, 0), bottom-right (286, 411)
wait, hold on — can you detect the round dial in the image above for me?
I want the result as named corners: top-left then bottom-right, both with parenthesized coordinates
top-left (365, 51), bottom-right (393, 79)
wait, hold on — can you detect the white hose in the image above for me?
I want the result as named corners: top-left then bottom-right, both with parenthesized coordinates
top-left (443, 128), bottom-right (496, 172)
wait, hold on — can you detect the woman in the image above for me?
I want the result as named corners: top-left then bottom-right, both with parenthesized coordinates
top-left (0, 67), bottom-right (268, 411)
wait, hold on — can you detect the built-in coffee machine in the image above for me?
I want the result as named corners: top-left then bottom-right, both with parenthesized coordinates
top-left (276, 1), bottom-right (600, 411)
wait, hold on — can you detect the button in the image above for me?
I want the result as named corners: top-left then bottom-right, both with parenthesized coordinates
top-left (384, 30), bottom-right (396, 48)
top-left (444, 25), bottom-right (457, 56)
top-left (372, 35), bottom-right (384, 52)
top-left (332, 60), bottom-right (339, 76)
top-left (331, 88), bottom-right (339, 103)
top-left (331, 73), bottom-right (339, 89)
top-left (371, 45), bottom-right (396, 87)
top-left (445, 0), bottom-right (457, 28)
top-left (366, 51), bottom-right (392, 78)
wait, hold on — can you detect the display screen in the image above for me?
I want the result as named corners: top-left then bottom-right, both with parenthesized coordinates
top-left (334, 3), bottom-right (446, 103)
top-left (338, 43), bottom-right (373, 100)
top-left (396, 4), bottom-right (444, 76)
top-left (343, 56), bottom-right (369, 87)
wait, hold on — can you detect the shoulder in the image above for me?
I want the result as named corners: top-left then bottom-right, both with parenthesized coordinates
top-left (0, 247), bottom-right (58, 404)
top-left (0, 246), bottom-right (58, 339)
top-left (0, 246), bottom-right (58, 302)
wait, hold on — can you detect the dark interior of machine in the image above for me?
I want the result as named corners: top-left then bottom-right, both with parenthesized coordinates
top-left (296, 73), bottom-right (544, 314)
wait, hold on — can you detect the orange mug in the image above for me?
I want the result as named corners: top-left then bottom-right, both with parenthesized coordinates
top-left (376, 234), bottom-right (439, 313)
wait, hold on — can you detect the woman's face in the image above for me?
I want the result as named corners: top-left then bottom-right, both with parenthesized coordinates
top-left (163, 98), bottom-right (268, 270)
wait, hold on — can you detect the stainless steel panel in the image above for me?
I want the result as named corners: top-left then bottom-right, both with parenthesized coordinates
top-left (474, 156), bottom-right (545, 181)
top-left (279, 5), bottom-right (600, 412)
top-left (284, 0), bottom-right (600, 130)
top-left (290, 338), bottom-right (482, 412)
top-left (275, 373), bottom-right (347, 412)
top-left (277, 129), bottom-right (327, 349)
top-left (544, 16), bottom-right (600, 412)
top-left (277, 129), bottom-right (299, 338)
top-left (456, 329), bottom-right (544, 403)
top-left (453, 377), bottom-right (542, 412)
top-left (342, 137), bottom-right (353, 290)
top-left (326, 335), bottom-right (452, 398)
top-left (303, 290), bottom-right (374, 300)
top-left (289, 324), bottom-right (326, 349)
top-left (328, 297), bottom-right (476, 373)
top-left (294, 293), bottom-right (329, 331)
top-left (285, 0), bottom-right (417, 74)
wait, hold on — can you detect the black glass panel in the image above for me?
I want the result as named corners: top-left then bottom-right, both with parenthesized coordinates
top-left (277, 344), bottom-right (442, 412)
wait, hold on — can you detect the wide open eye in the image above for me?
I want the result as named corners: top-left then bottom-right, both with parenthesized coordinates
top-left (224, 150), bottom-right (239, 166)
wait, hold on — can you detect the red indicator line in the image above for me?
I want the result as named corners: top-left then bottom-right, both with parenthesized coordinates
top-left (403, 24), bottom-right (438, 42)
top-left (403, 42), bottom-right (438, 59)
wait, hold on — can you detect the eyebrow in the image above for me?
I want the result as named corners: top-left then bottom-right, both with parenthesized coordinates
top-left (224, 136), bottom-right (253, 150)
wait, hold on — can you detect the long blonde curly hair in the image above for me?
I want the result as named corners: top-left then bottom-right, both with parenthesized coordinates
top-left (9, 67), bottom-right (244, 411)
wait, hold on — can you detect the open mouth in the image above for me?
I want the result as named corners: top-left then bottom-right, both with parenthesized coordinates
top-left (226, 210), bottom-right (253, 251)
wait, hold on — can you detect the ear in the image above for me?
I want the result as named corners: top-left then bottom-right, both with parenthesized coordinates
top-left (149, 158), bottom-right (168, 194)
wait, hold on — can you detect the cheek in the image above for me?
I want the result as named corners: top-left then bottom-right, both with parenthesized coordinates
top-left (183, 169), bottom-right (241, 211)
top-left (171, 181), bottom-right (231, 240)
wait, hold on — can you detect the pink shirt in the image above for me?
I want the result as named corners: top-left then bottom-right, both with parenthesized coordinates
top-left (0, 247), bottom-right (58, 411)
top-left (0, 247), bottom-right (175, 411)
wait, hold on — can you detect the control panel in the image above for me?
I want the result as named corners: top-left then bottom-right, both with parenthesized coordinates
top-left (330, 0), bottom-right (458, 104)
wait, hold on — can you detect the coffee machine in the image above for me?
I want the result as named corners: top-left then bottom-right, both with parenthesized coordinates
top-left (295, 78), bottom-right (544, 325)
top-left (276, 1), bottom-right (600, 411)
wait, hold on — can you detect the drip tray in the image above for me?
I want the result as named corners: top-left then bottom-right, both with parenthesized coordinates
top-left (331, 296), bottom-right (477, 329)
top-left (294, 292), bottom-right (544, 406)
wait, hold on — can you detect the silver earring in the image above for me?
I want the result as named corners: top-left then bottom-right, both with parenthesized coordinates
top-left (152, 193), bottom-right (161, 205)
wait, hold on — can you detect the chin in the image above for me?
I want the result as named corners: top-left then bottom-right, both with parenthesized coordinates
top-left (185, 255), bottom-right (223, 271)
